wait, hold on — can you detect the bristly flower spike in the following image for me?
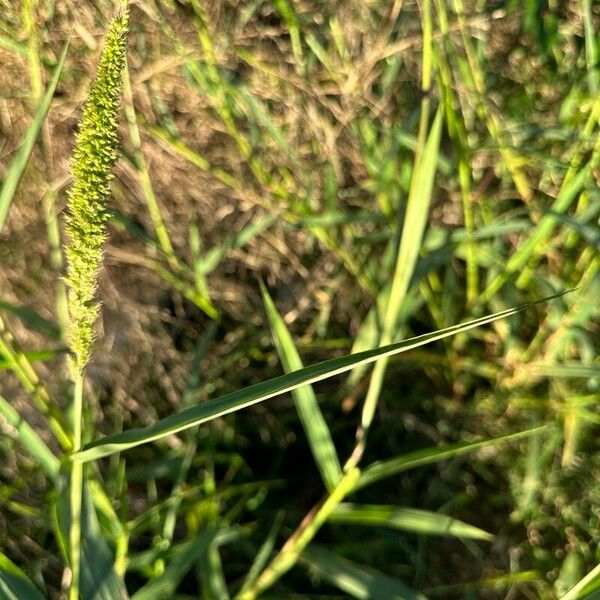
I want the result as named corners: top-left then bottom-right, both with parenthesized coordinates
top-left (64, 12), bottom-right (129, 375)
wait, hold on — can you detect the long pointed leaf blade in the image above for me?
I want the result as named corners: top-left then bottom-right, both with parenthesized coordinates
top-left (356, 426), bottom-right (548, 490)
top-left (54, 480), bottom-right (129, 600)
top-left (0, 41), bottom-right (69, 231)
top-left (261, 281), bottom-right (342, 491)
top-left (131, 531), bottom-right (214, 600)
top-left (0, 554), bottom-right (46, 600)
top-left (72, 292), bottom-right (570, 463)
top-left (560, 563), bottom-right (600, 600)
top-left (330, 504), bottom-right (493, 541)
top-left (0, 394), bottom-right (60, 479)
top-left (301, 545), bottom-right (426, 600)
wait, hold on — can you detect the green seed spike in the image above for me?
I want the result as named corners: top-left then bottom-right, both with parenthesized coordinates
top-left (64, 12), bottom-right (129, 375)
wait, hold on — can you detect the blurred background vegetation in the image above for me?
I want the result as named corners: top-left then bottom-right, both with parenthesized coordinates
top-left (0, 0), bottom-right (599, 598)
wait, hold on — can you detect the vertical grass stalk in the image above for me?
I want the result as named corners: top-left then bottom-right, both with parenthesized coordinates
top-left (348, 0), bottom-right (441, 467)
top-left (64, 12), bottom-right (128, 599)
top-left (68, 374), bottom-right (83, 600)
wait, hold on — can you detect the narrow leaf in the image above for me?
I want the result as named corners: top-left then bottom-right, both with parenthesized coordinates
top-left (131, 532), bottom-right (214, 600)
top-left (0, 554), bottom-right (46, 600)
top-left (0, 41), bottom-right (69, 230)
top-left (72, 292), bottom-right (569, 463)
top-left (560, 563), bottom-right (600, 600)
top-left (301, 545), bottom-right (426, 600)
top-left (359, 108), bottom-right (444, 438)
top-left (261, 281), bottom-right (342, 491)
top-left (356, 426), bottom-right (548, 490)
top-left (54, 480), bottom-right (129, 600)
top-left (0, 394), bottom-right (60, 479)
top-left (330, 504), bottom-right (493, 541)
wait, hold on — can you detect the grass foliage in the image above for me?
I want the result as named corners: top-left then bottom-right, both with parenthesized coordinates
top-left (0, 1), bottom-right (598, 599)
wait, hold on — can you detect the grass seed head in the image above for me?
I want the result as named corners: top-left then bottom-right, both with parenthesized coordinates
top-left (64, 12), bottom-right (129, 375)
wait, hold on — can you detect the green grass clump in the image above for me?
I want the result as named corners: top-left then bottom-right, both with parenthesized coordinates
top-left (0, 2), bottom-right (598, 599)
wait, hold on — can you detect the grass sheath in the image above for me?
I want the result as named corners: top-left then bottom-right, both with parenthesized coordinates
top-left (63, 12), bottom-right (129, 600)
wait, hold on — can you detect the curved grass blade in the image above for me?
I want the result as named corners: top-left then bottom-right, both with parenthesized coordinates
top-left (300, 545), bottom-right (426, 600)
top-left (238, 511), bottom-right (285, 597)
top-left (0, 394), bottom-right (60, 480)
top-left (0, 41), bottom-right (69, 231)
top-left (356, 426), bottom-right (547, 490)
top-left (0, 299), bottom-right (61, 339)
top-left (0, 554), bottom-right (46, 600)
top-left (560, 563), bottom-right (600, 600)
top-left (0, 349), bottom-right (64, 370)
top-left (71, 292), bottom-right (570, 463)
top-left (356, 107), bottom-right (444, 457)
top-left (330, 504), bottom-right (493, 541)
top-left (131, 528), bottom-right (237, 600)
top-left (261, 281), bottom-right (342, 491)
top-left (54, 480), bottom-right (129, 600)
top-left (131, 532), bottom-right (214, 600)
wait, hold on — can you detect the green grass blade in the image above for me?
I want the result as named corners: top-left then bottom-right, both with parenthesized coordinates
top-left (131, 532), bottom-right (214, 600)
top-left (560, 563), bottom-right (600, 600)
top-left (357, 107), bottom-right (444, 452)
top-left (300, 545), bottom-right (426, 600)
top-left (0, 349), bottom-right (64, 370)
top-left (199, 539), bottom-right (231, 600)
top-left (0, 299), bottom-right (61, 339)
top-left (238, 511), bottom-right (285, 597)
top-left (261, 281), bottom-right (342, 491)
top-left (480, 165), bottom-right (591, 301)
top-left (201, 213), bottom-right (278, 275)
top-left (132, 528), bottom-right (238, 600)
top-left (0, 40), bottom-right (68, 231)
top-left (0, 554), bottom-right (46, 600)
top-left (0, 394), bottom-right (60, 480)
top-left (423, 571), bottom-right (540, 597)
top-left (54, 480), bottom-right (129, 600)
top-left (330, 504), bottom-right (493, 541)
top-left (71, 292), bottom-right (568, 463)
top-left (356, 426), bottom-right (548, 490)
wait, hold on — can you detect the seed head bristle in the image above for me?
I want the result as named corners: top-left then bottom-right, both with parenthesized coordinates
top-left (64, 12), bottom-right (129, 375)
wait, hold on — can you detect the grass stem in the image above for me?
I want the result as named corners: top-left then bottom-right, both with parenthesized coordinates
top-left (68, 374), bottom-right (84, 600)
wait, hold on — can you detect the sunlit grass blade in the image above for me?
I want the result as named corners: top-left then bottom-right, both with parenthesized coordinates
top-left (0, 394), bottom-right (60, 480)
top-left (54, 480), bottom-right (129, 600)
top-left (0, 315), bottom-right (71, 450)
top-left (71, 292), bottom-right (569, 463)
top-left (330, 504), bottom-right (493, 541)
top-left (122, 64), bottom-right (177, 268)
top-left (261, 281), bottom-right (342, 491)
top-left (582, 0), bottom-right (599, 94)
top-left (272, 0), bottom-right (303, 70)
top-left (0, 349), bottom-right (64, 370)
top-left (0, 553), bottom-right (46, 600)
top-left (480, 165), bottom-right (592, 302)
top-left (559, 563), bottom-right (600, 600)
top-left (0, 40), bottom-right (68, 231)
top-left (355, 107), bottom-right (444, 458)
top-left (300, 545), bottom-right (426, 600)
top-left (355, 426), bottom-right (548, 491)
